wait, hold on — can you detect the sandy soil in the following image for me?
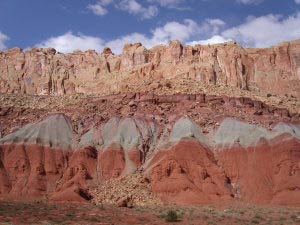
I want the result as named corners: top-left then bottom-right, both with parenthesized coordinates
top-left (0, 201), bottom-right (299, 225)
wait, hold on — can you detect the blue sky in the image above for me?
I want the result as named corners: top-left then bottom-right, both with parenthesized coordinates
top-left (0, 0), bottom-right (300, 54)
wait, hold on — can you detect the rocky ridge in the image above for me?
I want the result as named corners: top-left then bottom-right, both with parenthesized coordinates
top-left (1, 40), bottom-right (300, 98)
top-left (1, 91), bottom-right (299, 138)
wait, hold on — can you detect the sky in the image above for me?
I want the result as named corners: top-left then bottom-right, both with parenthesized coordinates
top-left (0, 0), bottom-right (300, 54)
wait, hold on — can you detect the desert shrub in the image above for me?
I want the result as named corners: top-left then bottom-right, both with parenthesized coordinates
top-left (290, 214), bottom-right (297, 220)
top-left (89, 216), bottom-right (101, 222)
top-left (165, 210), bottom-right (178, 222)
top-left (251, 219), bottom-right (260, 224)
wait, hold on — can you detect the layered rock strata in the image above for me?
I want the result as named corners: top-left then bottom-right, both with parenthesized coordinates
top-left (214, 119), bottom-right (300, 206)
top-left (1, 40), bottom-right (300, 97)
top-left (0, 112), bottom-right (299, 206)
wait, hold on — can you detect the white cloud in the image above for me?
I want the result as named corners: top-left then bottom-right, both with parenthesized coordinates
top-left (106, 19), bottom-right (200, 53)
top-left (202, 18), bottom-right (226, 34)
top-left (87, 4), bottom-right (108, 16)
top-left (117, 0), bottom-right (158, 19)
top-left (33, 18), bottom-right (228, 54)
top-left (100, 0), bottom-right (114, 4)
top-left (88, 0), bottom-right (158, 19)
top-left (184, 19), bottom-right (228, 46)
top-left (236, 0), bottom-right (264, 4)
top-left (295, 0), bottom-right (300, 4)
top-left (0, 31), bottom-right (9, 50)
top-left (206, 18), bottom-right (226, 26)
top-left (35, 32), bottom-right (105, 53)
top-left (152, 19), bottom-right (200, 41)
top-left (148, 0), bottom-right (184, 7)
top-left (34, 12), bottom-right (300, 55)
top-left (106, 33), bottom-right (158, 53)
top-left (222, 13), bottom-right (300, 47)
top-left (106, 18), bottom-right (227, 53)
top-left (187, 35), bottom-right (231, 46)
top-left (87, 0), bottom-right (114, 16)
top-left (33, 19), bottom-right (202, 54)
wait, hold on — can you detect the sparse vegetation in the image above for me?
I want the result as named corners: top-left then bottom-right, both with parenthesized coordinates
top-left (88, 216), bottom-right (101, 222)
top-left (165, 210), bottom-right (179, 222)
top-left (290, 214), bottom-right (297, 220)
top-left (251, 218), bottom-right (260, 224)
top-left (0, 201), bottom-right (300, 224)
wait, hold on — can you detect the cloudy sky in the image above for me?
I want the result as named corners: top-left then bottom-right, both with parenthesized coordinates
top-left (0, 0), bottom-right (300, 54)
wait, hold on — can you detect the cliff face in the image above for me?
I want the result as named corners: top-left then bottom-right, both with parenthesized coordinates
top-left (1, 40), bottom-right (300, 97)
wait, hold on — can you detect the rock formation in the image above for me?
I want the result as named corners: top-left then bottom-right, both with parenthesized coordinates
top-left (145, 118), bottom-right (233, 205)
top-left (1, 40), bottom-right (300, 97)
top-left (0, 111), bottom-right (299, 206)
top-left (214, 119), bottom-right (300, 206)
top-left (0, 39), bottom-right (300, 207)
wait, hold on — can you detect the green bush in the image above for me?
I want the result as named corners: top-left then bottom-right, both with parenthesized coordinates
top-left (165, 210), bottom-right (178, 222)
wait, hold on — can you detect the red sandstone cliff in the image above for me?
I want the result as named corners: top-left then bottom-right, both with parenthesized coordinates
top-left (1, 40), bottom-right (300, 97)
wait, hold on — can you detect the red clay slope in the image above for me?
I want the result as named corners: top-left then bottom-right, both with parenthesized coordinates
top-left (146, 138), bottom-right (234, 205)
top-left (216, 136), bottom-right (300, 206)
top-left (0, 112), bottom-right (299, 206)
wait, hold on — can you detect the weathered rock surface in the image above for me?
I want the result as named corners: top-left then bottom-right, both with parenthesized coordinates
top-left (1, 40), bottom-right (300, 97)
top-left (0, 144), bottom-right (71, 199)
top-left (80, 116), bottom-right (160, 178)
top-left (0, 114), bottom-right (160, 202)
top-left (216, 136), bottom-right (300, 206)
top-left (0, 113), bottom-right (73, 149)
top-left (214, 119), bottom-right (300, 206)
top-left (214, 118), bottom-right (300, 148)
top-left (143, 117), bottom-right (231, 205)
top-left (0, 114), bottom-right (73, 200)
top-left (146, 138), bottom-right (234, 205)
top-left (0, 111), bottom-right (299, 206)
